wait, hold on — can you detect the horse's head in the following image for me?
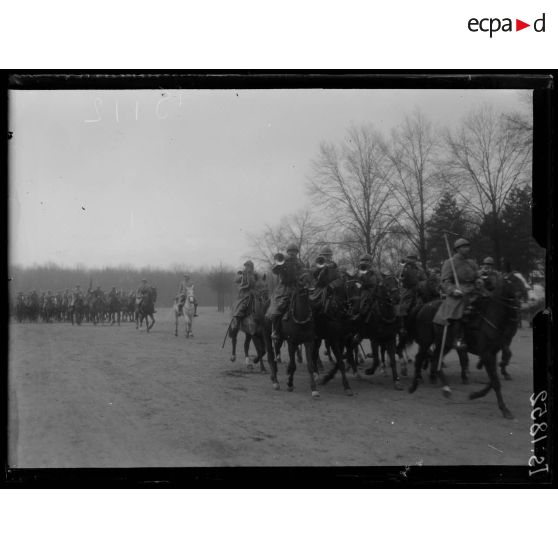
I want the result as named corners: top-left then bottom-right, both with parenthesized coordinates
top-left (372, 283), bottom-right (397, 321)
top-left (503, 272), bottom-right (529, 302)
top-left (380, 274), bottom-right (400, 303)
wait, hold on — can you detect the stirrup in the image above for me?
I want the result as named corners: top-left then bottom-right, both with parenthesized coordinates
top-left (454, 338), bottom-right (467, 350)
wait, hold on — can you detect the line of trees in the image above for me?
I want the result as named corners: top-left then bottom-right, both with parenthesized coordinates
top-left (247, 101), bottom-right (543, 278)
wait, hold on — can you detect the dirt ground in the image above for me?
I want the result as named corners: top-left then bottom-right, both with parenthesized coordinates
top-left (8, 306), bottom-right (535, 468)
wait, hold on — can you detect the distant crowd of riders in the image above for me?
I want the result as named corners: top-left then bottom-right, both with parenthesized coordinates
top-left (13, 281), bottom-right (159, 326)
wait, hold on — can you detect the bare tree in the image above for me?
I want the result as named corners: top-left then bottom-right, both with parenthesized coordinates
top-left (382, 110), bottom-right (442, 270)
top-left (248, 208), bottom-right (328, 269)
top-left (443, 106), bottom-right (531, 265)
top-left (308, 125), bottom-right (400, 266)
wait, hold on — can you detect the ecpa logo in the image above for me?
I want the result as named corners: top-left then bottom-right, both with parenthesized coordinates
top-left (468, 12), bottom-right (546, 37)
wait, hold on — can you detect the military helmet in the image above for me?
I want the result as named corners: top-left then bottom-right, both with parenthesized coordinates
top-left (482, 256), bottom-right (495, 265)
top-left (244, 260), bottom-right (254, 269)
top-left (453, 238), bottom-right (470, 250)
top-left (286, 243), bottom-right (299, 253)
top-left (319, 246), bottom-right (333, 256)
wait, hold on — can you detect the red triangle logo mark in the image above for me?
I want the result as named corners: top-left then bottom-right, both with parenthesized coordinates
top-left (516, 19), bottom-right (530, 31)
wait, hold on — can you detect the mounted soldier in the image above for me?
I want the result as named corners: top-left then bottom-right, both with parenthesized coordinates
top-left (398, 253), bottom-right (427, 332)
top-left (433, 237), bottom-right (480, 349)
top-left (479, 256), bottom-right (500, 292)
top-left (230, 260), bottom-right (257, 333)
top-left (353, 253), bottom-right (381, 320)
top-left (267, 242), bottom-right (310, 341)
top-left (178, 273), bottom-right (198, 316)
top-left (309, 246), bottom-right (340, 311)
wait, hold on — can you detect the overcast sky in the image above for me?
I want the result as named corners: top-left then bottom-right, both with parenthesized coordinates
top-left (9, 88), bottom-right (526, 270)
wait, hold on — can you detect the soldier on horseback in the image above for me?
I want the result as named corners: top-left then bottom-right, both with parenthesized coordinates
top-left (230, 260), bottom-right (257, 333)
top-left (479, 256), bottom-right (501, 292)
top-left (178, 273), bottom-right (198, 316)
top-left (310, 246), bottom-right (340, 311)
top-left (399, 253), bottom-right (426, 333)
top-left (70, 285), bottom-right (83, 305)
top-left (433, 238), bottom-right (480, 349)
top-left (353, 253), bottom-right (381, 320)
top-left (267, 243), bottom-right (309, 341)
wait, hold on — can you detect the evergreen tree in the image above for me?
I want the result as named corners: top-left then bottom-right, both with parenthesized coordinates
top-left (425, 191), bottom-right (471, 268)
top-left (500, 186), bottom-right (545, 275)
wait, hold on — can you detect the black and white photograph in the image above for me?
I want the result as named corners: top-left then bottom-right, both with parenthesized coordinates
top-left (6, 75), bottom-right (551, 479)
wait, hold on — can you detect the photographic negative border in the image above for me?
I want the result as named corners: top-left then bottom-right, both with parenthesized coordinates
top-left (2, 71), bottom-right (555, 487)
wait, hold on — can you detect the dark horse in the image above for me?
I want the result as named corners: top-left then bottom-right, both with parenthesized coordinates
top-left (229, 291), bottom-right (268, 373)
top-left (408, 273), bottom-right (522, 419)
top-left (264, 287), bottom-right (319, 397)
top-left (70, 296), bottom-right (84, 326)
top-left (353, 282), bottom-right (403, 390)
top-left (136, 287), bottom-right (156, 332)
top-left (310, 277), bottom-right (356, 395)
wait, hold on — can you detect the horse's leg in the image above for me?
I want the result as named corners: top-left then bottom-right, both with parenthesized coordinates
top-left (334, 340), bottom-right (353, 395)
top-left (303, 341), bottom-right (319, 398)
top-left (470, 350), bottom-right (514, 419)
top-left (457, 348), bottom-right (470, 384)
top-left (174, 311), bottom-right (178, 336)
top-left (431, 330), bottom-right (452, 397)
top-left (254, 334), bottom-right (267, 372)
top-left (286, 341), bottom-right (297, 392)
top-left (344, 337), bottom-right (359, 375)
top-left (148, 312), bottom-right (155, 332)
top-left (264, 324), bottom-right (279, 389)
top-left (380, 345), bottom-right (388, 376)
top-left (409, 342), bottom-right (429, 393)
top-left (296, 345), bottom-right (303, 364)
top-left (230, 327), bottom-right (237, 361)
top-left (500, 345), bottom-right (512, 380)
top-left (244, 334), bottom-right (254, 370)
top-left (388, 338), bottom-right (402, 390)
top-left (365, 339), bottom-right (380, 375)
top-left (274, 339), bottom-right (282, 363)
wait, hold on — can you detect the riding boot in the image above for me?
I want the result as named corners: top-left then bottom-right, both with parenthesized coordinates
top-left (271, 315), bottom-right (282, 341)
top-left (194, 304), bottom-right (198, 317)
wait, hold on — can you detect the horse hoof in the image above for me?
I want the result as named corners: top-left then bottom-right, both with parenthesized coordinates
top-left (394, 381), bottom-right (403, 391)
top-left (429, 375), bottom-right (437, 384)
top-left (344, 389), bottom-right (354, 396)
top-left (409, 382), bottom-right (417, 394)
top-left (311, 391), bottom-right (320, 398)
top-left (503, 409), bottom-right (514, 420)
top-left (503, 373), bottom-right (512, 381)
top-left (461, 376), bottom-right (469, 385)
top-left (230, 356), bottom-right (236, 362)
top-left (272, 383), bottom-right (280, 390)
top-left (287, 386), bottom-right (293, 392)
top-left (442, 386), bottom-right (452, 398)
top-left (364, 368), bottom-right (375, 376)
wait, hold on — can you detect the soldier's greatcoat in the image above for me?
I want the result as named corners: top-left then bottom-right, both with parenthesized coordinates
top-left (433, 253), bottom-right (479, 325)
top-left (232, 270), bottom-right (256, 317)
top-left (399, 263), bottom-right (426, 315)
top-left (266, 257), bottom-right (308, 317)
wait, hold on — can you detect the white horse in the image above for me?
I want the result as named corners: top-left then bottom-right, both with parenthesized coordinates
top-left (174, 286), bottom-right (195, 338)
